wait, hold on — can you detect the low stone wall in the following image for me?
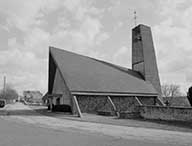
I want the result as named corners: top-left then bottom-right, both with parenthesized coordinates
top-left (0, 109), bottom-right (7, 115)
top-left (119, 111), bottom-right (140, 119)
top-left (0, 110), bottom-right (7, 116)
top-left (139, 105), bottom-right (192, 122)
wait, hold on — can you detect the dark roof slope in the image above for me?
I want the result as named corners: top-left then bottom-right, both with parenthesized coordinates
top-left (93, 58), bottom-right (144, 80)
top-left (50, 47), bottom-right (158, 95)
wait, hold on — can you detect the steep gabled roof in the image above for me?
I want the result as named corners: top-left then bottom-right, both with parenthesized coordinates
top-left (50, 47), bottom-right (158, 96)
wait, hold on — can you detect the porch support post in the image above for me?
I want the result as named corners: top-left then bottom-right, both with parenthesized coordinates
top-left (107, 96), bottom-right (119, 117)
top-left (73, 96), bottom-right (82, 118)
top-left (156, 97), bottom-right (165, 106)
top-left (135, 96), bottom-right (143, 106)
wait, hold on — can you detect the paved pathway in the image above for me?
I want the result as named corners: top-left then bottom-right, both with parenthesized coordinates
top-left (1, 103), bottom-right (192, 146)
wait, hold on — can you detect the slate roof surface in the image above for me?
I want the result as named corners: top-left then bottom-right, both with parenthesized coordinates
top-left (50, 47), bottom-right (158, 95)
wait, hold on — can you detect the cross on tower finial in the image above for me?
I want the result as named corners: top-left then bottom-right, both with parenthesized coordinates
top-left (134, 11), bottom-right (137, 26)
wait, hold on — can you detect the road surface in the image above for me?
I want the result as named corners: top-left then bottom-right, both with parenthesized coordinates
top-left (0, 103), bottom-right (191, 146)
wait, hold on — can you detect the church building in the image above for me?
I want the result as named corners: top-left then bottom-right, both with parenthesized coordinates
top-left (46, 24), bottom-right (164, 116)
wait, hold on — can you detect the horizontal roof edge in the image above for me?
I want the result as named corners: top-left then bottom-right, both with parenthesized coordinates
top-left (71, 91), bottom-right (158, 97)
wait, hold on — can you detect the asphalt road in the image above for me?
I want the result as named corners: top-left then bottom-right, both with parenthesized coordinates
top-left (0, 117), bottom-right (173, 146)
top-left (0, 103), bottom-right (191, 146)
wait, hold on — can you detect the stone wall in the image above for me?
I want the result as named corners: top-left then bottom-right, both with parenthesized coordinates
top-left (0, 109), bottom-right (7, 115)
top-left (76, 96), bottom-right (142, 114)
top-left (137, 97), bottom-right (156, 105)
top-left (76, 95), bottom-right (113, 114)
top-left (111, 96), bottom-right (140, 112)
top-left (139, 105), bottom-right (192, 122)
top-left (76, 96), bottom-right (161, 116)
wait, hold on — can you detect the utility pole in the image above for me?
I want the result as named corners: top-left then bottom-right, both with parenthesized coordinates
top-left (3, 76), bottom-right (6, 98)
top-left (134, 11), bottom-right (137, 26)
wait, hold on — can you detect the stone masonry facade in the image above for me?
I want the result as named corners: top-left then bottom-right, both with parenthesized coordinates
top-left (76, 96), bottom-right (152, 114)
top-left (76, 95), bottom-right (113, 114)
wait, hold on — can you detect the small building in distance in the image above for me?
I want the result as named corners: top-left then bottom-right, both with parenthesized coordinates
top-left (46, 24), bottom-right (164, 116)
top-left (23, 90), bottom-right (43, 105)
top-left (162, 96), bottom-right (191, 107)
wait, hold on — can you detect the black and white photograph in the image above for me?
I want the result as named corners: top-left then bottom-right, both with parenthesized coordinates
top-left (0, 0), bottom-right (192, 145)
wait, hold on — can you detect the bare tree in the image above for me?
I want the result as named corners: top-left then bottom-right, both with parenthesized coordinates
top-left (161, 84), bottom-right (181, 105)
top-left (0, 84), bottom-right (18, 103)
top-left (161, 84), bottom-right (171, 98)
top-left (161, 84), bottom-right (181, 97)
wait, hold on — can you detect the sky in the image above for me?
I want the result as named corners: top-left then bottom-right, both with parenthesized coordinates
top-left (0, 0), bottom-right (192, 95)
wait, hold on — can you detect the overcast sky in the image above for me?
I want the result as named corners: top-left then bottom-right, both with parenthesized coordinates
top-left (0, 0), bottom-right (192, 94)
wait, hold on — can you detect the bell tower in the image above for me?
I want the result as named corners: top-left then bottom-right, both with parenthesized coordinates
top-left (132, 24), bottom-right (161, 96)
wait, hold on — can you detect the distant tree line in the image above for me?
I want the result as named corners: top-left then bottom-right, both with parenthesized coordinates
top-left (161, 84), bottom-right (181, 98)
top-left (161, 84), bottom-right (182, 106)
top-left (0, 84), bottom-right (18, 102)
top-left (161, 84), bottom-right (192, 107)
